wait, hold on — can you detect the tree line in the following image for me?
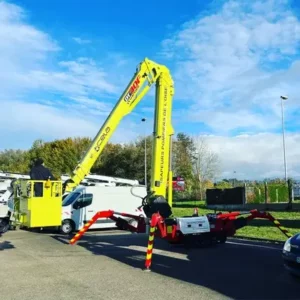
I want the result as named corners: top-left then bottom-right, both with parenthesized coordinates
top-left (0, 133), bottom-right (220, 199)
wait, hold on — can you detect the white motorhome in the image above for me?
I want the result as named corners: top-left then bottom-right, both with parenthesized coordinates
top-left (62, 174), bottom-right (140, 187)
top-left (0, 180), bottom-right (11, 202)
top-left (0, 172), bottom-right (30, 203)
top-left (0, 180), bottom-right (12, 231)
top-left (60, 184), bottom-right (147, 234)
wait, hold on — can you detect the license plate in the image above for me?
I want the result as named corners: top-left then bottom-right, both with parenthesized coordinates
top-left (297, 257), bottom-right (300, 263)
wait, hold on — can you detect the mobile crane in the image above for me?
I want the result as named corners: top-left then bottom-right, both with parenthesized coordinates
top-left (67, 58), bottom-right (292, 271)
top-left (5, 57), bottom-right (291, 257)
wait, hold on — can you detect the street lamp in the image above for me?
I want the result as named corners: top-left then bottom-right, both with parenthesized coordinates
top-left (280, 95), bottom-right (288, 182)
top-left (141, 118), bottom-right (147, 188)
top-left (233, 171), bottom-right (236, 187)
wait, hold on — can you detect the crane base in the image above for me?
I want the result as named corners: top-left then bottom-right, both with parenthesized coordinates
top-left (69, 208), bottom-right (292, 271)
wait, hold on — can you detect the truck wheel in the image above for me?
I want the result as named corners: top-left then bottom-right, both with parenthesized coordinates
top-left (218, 235), bottom-right (227, 244)
top-left (60, 220), bottom-right (75, 235)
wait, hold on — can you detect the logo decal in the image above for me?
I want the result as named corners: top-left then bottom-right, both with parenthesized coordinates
top-left (94, 127), bottom-right (111, 152)
top-left (124, 75), bottom-right (140, 103)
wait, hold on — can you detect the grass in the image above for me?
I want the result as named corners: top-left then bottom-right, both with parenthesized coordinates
top-left (172, 200), bottom-right (300, 242)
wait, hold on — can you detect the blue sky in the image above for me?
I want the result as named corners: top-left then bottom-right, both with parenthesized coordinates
top-left (0, 0), bottom-right (300, 180)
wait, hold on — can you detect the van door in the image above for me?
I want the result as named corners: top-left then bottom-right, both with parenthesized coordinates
top-left (72, 193), bottom-right (93, 230)
top-left (81, 193), bottom-right (95, 226)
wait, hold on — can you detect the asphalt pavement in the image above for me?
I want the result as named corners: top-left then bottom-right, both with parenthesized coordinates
top-left (0, 229), bottom-right (299, 300)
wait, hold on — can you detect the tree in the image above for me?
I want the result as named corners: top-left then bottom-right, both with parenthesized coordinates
top-left (173, 132), bottom-right (196, 194)
top-left (192, 135), bottom-right (220, 199)
top-left (27, 137), bottom-right (92, 178)
top-left (0, 149), bottom-right (30, 173)
top-left (214, 180), bottom-right (232, 189)
top-left (93, 135), bottom-right (153, 184)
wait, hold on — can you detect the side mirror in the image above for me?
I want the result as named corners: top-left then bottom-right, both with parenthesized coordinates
top-left (85, 198), bottom-right (92, 206)
top-left (73, 202), bottom-right (81, 210)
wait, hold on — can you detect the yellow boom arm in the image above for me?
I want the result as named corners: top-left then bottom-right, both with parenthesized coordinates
top-left (64, 58), bottom-right (174, 205)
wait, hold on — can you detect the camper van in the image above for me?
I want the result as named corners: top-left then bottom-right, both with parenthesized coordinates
top-left (0, 180), bottom-right (11, 203)
top-left (60, 184), bottom-right (147, 234)
top-left (61, 174), bottom-right (140, 187)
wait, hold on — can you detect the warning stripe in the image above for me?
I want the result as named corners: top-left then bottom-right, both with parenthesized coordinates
top-left (167, 226), bottom-right (172, 234)
top-left (272, 217), bottom-right (292, 238)
top-left (69, 218), bottom-right (95, 245)
top-left (144, 226), bottom-right (156, 269)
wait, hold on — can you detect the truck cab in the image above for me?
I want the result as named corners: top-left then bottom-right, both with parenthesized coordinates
top-left (61, 184), bottom-right (147, 234)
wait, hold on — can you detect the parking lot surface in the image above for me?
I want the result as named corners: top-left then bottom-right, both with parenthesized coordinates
top-left (0, 229), bottom-right (299, 300)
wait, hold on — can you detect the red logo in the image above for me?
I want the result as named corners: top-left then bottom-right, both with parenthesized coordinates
top-left (124, 75), bottom-right (140, 103)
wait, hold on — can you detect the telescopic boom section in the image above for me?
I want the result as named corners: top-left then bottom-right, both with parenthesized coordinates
top-left (150, 67), bottom-right (174, 199)
top-left (64, 58), bottom-right (175, 202)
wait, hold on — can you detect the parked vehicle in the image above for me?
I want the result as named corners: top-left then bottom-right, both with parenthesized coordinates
top-left (172, 176), bottom-right (185, 192)
top-left (60, 184), bottom-right (147, 234)
top-left (282, 233), bottom-right (300, 277)
top-left (0, 202), bottom-right (10, 237)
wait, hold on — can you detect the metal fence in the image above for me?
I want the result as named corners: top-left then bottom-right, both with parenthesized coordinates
top-left (205, 181), bottom-right (295, 206)
top-left (244, 182), bottom-right (291, 204)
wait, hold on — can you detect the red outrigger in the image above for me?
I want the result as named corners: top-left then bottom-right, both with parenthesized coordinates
top-left (69, 205), bottom-right (292, 271)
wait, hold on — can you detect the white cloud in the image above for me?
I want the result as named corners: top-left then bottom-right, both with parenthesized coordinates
top-left (0, 98), bottom-right (143, 150)
top-left (160, 0), bottom-right (300, 133)
top-left (160, 0), bottom-right (300, 180)
top-left (0, 1), bottom-right (59, 96)
top-left (24, 58), bottom-right (117, 97)
top-left (72, 37), bottom-right (91, 44)
top-left (0, 1), bottom-right (117, 99)
top-left (194, 132), bottom-right (300, 180)
top-left (0, 1), bottom-right (144, 150)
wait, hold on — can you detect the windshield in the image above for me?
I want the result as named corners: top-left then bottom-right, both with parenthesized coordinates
top-left (62, 192), bottom-right (81, 207)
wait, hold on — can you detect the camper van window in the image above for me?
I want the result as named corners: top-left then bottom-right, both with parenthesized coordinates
top-left (62, 192), bottom-right (81, 207)
top-left (73, 193), bottom-right (93, 209)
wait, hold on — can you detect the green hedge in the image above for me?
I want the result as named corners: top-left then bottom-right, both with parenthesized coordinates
top-left (173, 183), bottom-right (290, 204)
top-left (246, 183), bottom-right (289, 203)
top-left (268, 184), bottom-right (288, 203)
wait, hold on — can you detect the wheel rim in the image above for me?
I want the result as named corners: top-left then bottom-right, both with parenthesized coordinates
top-left (62, 223), bottom-right (71, 233)
top-left (129, 219), bottom-right (138, 228)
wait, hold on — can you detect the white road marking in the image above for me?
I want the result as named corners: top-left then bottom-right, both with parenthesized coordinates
top-left (118, 245), bottom-right (190, 260)
top-left (227, 241), bottom-right (282, 251)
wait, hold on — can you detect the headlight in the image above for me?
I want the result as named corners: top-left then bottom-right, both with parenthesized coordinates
top-left (283, 237), bottom-right (292, 252)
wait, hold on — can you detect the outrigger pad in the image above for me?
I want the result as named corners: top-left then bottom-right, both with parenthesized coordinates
top-left (143, 195), bottom-right (172, 219)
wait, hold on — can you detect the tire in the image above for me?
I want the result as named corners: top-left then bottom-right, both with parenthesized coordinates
top-left (0, 218), bottom-right (10, 235)
top-left (60, 219), bottom-right (75, 235)
top-left (218, 235), bottom-right (227, 244)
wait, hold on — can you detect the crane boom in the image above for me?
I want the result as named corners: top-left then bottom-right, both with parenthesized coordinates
top-left (63, 58), bottom-right (175, 206)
